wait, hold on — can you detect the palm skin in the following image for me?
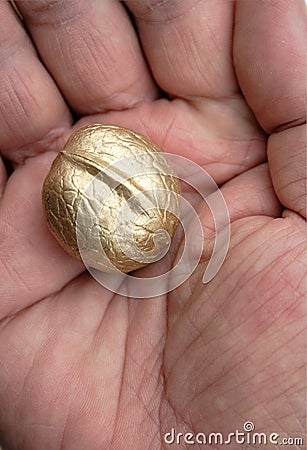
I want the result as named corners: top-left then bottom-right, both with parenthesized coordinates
top-left (0, 1), bottom-right (305, 449)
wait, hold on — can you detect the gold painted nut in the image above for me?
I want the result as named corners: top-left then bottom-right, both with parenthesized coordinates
top-left (42, 124), bottom-right (181, 273)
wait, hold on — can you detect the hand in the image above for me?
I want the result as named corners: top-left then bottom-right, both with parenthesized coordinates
top-left (0, 1), bottom-right (305, 449)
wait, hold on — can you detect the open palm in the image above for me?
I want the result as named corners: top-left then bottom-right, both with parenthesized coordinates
top-left (0, 1), bottom-right (305, 449)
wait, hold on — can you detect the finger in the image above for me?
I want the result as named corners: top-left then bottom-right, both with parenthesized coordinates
top-left (17, 0), bottom-right (158, 115)
top-left (0, 1), bottom-right (71, 164)
top-left (126, 0), bottom-right (237, 98)
top-left (234, 0), bottom-right (306, 133)
top-left (234, 0), bottom-right (306, 217)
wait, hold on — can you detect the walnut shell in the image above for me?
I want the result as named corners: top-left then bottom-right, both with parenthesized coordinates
top-left (42, 124), bottom-right (180, 273)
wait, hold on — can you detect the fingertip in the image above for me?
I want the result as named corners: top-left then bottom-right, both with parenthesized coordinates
top-left (234, 0), bottom-right (306, 132)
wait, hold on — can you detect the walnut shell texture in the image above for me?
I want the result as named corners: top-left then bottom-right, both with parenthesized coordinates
top-left (42, 124), bottom-right (181, 273)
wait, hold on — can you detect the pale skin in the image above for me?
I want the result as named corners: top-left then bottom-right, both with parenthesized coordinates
top-left (0, 0), bottom-right (306, 449)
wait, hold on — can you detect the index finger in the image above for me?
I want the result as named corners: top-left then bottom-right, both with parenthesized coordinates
top-left (17, 0), bottom-right (158, 114)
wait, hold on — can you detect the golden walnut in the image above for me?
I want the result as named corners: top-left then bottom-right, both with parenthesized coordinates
top-left (42, 124), bottom-right (181, 273)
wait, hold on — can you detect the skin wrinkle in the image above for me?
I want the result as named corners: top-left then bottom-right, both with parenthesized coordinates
top-left (221, 221), bottom-right (294, 292)
top-left (121, 307), bottom-right (166, 412)
top-left (222, 386), bottom-right (283, 429)
top-left (159, 294), bottom-right (182, 445)
top-left (246, 305), bottom-right (304, 362)
top-left (0, 271), bottom-right (75, 326)
top-left (77, 30), bottom-right (118, 88)
top-left (122, 374), bottom-right (159, 436)
top-left (108, 315), bottom-right (129, 450)
top-left (194, 316), bottom-right (272, 381)
top-left (135, 331), bottom-right (165, 374)
top-left (261, 389), bottom-right (304, 436)
top-left (19, 314), bottom-right (85, 448)
top-left (168, 275), bottom-right (223, 346)
top-left (239, 246), bottom-right (302, 293)
top-left (197, 223), bottom-right (270, 299)
top-left (191, 291), bottom-right (303, 389)
top-left (19, 0), bottom-right (85, 27)
top-left (16, 355), bottom-right (44, 446)
top-left (10, 69), bottom-right (42, 123)
top-left (159, 401), bottom-right (185, 450)
top-left (209, 297), bottom-right (280, 375)
top-left (87, 76), bottom-right (155, 114)
top-left (163, 378), bottom-right (196, 433)
top-left (190, 363), bottom-right (246, 415)
top-left (211, 366), bottom-right (288, 416)
top-left (130, 0), bottom-right (202, 24)
top-left (1, 252), bottom-right (37, 306)
top-left (158, 386), bottom-right (167, 450)
top-left (244, 237), bottom-right (304, 294)
top-left (224, 357), bottom-right (305, 408)
top-left (285, 385), bottom-right (306, 431)
top-left (159, 114), bottom-right (177, 151)
top-left (268, 99), bottom-right (306, 134)
top-left (93, 294), bottom-right (123, 346)
top-left (162, 389), bottom-right (198, 444)
top-left (0, 257), bottom-right (32, 296)
top-left (268, 125), bottom-right (306, 219)
top-left (177, 27), bottom-right (208, 90)
top-left (273, 117), bottom-right (306, 134)
top-left (255, 244), bottom-right (305, 296)
top-left (270, 144), bottom-right (305, 167)
top-left (13, 127), bottom-right (71, 162)
top-left (235, 330), bottom-right (303, 400)
top-left (278, 176), bottom-right (306, 192)
top-left (278, 176), bottom-right (306, 196)
top-left (58, 375), bottom-right (79, 449)
top-left (0, 29), bottom-right (32, 65)
top-left (166, 332), bottom-right (219, 403)
top-left (157, 29), bottom-right (212, 94)
top-left (0, 78), bottom-right (29, 139)
top-left (88, 18), bottom-right (122, 68)
top-left (232, 279), bottom-right (301, 339)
